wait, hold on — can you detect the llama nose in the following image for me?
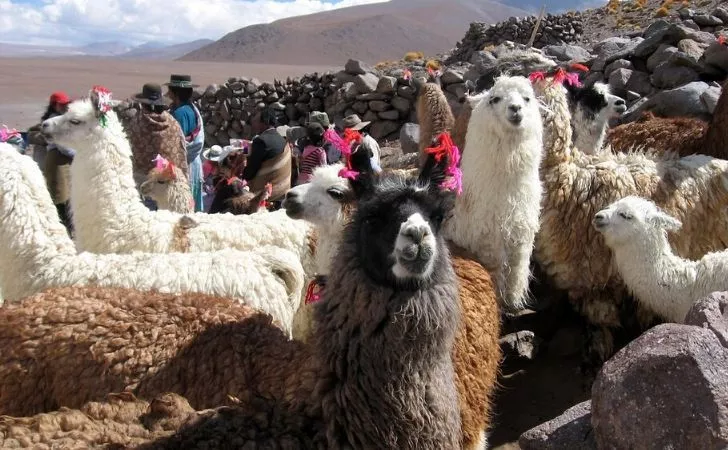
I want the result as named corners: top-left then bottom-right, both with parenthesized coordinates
top-left (593, 212), bottom-right (608, 228)
top-left (404, 225), bottom-right (429, 244)
top-left (615, 99), bottom-right (626, 106)
top-left (508, 104), bottom-right (522, 113)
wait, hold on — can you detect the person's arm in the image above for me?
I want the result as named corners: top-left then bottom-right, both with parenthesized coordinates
top-left (316, 147), bottom-right (327, 166)
top-left (172, 108), bottom-right (194, 136)
top-left (243, 138), bottom-right (268, 180)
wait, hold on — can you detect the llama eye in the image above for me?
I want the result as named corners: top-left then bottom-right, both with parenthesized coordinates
top-left (70, 119), bottom-right (81, 125)
top-left (489, 96), bottom-right (501, 105)
top-left (327, 188), bottom-right (344, 200)
top-left (618, 212), bottom-right (632, 220)
top-left (157, 180), bottom-right (165, 184)
top-left (524, 97), bottom-right (531, 103)
top-left (430, 212), bottom-right (444, 225)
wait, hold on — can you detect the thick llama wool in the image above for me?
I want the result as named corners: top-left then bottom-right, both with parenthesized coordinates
top-left (40, 91), bottom-right (315, 276)
top-left (0, 144), bottom-right (304, 334)
top-left (140, 156), bottom-right (193, 213)
top-left (594, 196), bottom-right (728, 323)
top-left (444, 75), bottom-right (544, 312)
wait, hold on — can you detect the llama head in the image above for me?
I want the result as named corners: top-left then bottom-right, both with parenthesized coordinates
top-left (593, 196), bottom-right (682, 248)
top-left (41, 88), bottom-right (119, 150)
top-left (225, 180), bottom-right (272, 215)
top-left (140, 161), bottom-right (185, 202)
top-left (566, 82), bottom-right (626, 123)
top-left (346, 150), bottom-right (455, 287)
top-left (480, 75), bottom-right (541, 134)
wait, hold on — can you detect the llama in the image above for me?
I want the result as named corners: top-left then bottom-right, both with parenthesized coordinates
top-left (209, 178), bottom-right (272, 215)
top-left (565, 81), bottom-right (626, 154)
top-left (0, 146), bottom-right (464, 450)
top-left (0, 144), bottom-right (304, 335)
top-left (532, 73), bottom-right (728, 366)
top-left (0, 286), bottom-right (295, 416)
top-left (594, 196), bottom-right (728, 323)
top-left (139, 155), bottom-right (194, 213)
top-left (283, 157), bottom-right (501, 450)
top-left (606, 78), bottom-right (728, 159)
top-left (40, 87), bottom-right (315, 275)
top-left (414, 75), bottom-right (455, 165)
top-left (444, 75), bottom-right (544, 312)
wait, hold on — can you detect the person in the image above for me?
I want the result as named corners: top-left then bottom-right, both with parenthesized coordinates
top-left (202, 145), bottom-right (244, 214)
top-left (27, 91), bottom-right (75, 235)
top-left (243, 107), bottom-right (291, 205)
top-left (295, 122), bottom-right (328, 185)
top-left (307, 111), bottom-right (341, 164)
top-left (339, 114), bottom-right (382, 172)
top-left (165, 74), bottom-right (205, 212)
top-left (125, 83), bottom-right (189, 210)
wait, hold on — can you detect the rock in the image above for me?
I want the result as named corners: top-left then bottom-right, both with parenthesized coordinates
top-left (344, 59), bottom-right (373, 75)
top-left (519, 401), bottom-right (596, 450)
top-left (608, 69), bottom-right (652, 97)
top-left (604, 59), bottom-right (633, 78)
top-left (634, 23), bottom-right (714, 59)
top-left (678, 39), bottom-right (708, 62)
top-left (643, 19), bottom-right (672, 40)
top-left (693, 14), bottom-right (723, 27)
top-left (378, 145), bottom-right (403, 167)
top-left (685, 292), bottom-right (728, 348)
top-left (342, 82), bottom-right (358, 101)
top-left (499, 330), bottom-right (541, 360)
top-left (470, 50), bottom-right (498, 73)
top-left (397, 85), bottom-right (417, 100)
top-left (543, 44), bottom-right (591, 62)
top-left (714, 7), bottom-right (728, 24)
top-left (362, 110), bottom-right (379, 123)
top-left (441, 69), bottom-right (464, 85)
top-left (390, 96), bottom-right (411, 114)
top-left (651, 62), bottom-right (699, 89)
top-left (378, 109), bottom-right (400, 121)
top-left (399, 123), bottom-right (419, 154)
top-left (591, 37), bottom-right (642, 71)
top-left (368, 100), bottom-right (391, 112)
top-left (445, 82), bottom-right (467, 99)
top-left (354, 73), bottom-right (379, 94)
top-left (369, 120), bottom-right (400, 140)
top-left (376, 76), bottom-right (397, 95)
top-left (351, 101), bottom-right (368, 114)
top-left (681, 19), bottom-right (701, 31)
top-left (646, 44), bottom-right (678, 72)
top-left (701, 86), bottom-right (722, 114)
top-left (679, 7), bottom-right (695, 21)
top-left (592, 324), bottom-right (728, 450)
top-left (703, 41), bottom-right (728, 74)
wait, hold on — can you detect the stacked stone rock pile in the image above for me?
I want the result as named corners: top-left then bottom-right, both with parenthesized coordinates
top-left (445, 13), bottom-right (584, 65)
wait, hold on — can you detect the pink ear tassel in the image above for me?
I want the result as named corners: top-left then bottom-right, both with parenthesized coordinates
top-left (323, 128), bottom-right (349, 155)
top-left (564, 72), bottom-right (582, 87)
top-left (153, 154), bottom-right (169, 171)
top-left (424, 132), bottom-right (463, 195)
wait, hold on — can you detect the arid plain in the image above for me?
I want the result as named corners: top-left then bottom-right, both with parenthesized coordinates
top-left (0, 57), bottom-right (334, 130)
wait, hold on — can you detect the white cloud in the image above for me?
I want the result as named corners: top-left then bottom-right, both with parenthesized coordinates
top-left (0, 0), bottom-right (389, 47)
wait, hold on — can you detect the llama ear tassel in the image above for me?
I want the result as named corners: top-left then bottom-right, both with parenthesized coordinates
top-left (421, 132), bottom-right (463, 195)
top-left (90, 85), bottom-right (113, 127)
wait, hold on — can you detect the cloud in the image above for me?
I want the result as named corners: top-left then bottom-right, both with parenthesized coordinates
top-left (0, 0), bottom-right (389, 46)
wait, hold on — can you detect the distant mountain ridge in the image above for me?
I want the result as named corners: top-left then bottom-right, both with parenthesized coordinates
top-left (179, 0), bottom-right (532, 65)
top-left (0, 39), bottom-right (213, 60)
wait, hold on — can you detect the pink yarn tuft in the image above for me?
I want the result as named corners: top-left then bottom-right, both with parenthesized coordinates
top-left (323, 128), bottom-right (349, 155)
top-left (338, 167), bottom-right (359, 180)
top-left (529, 71), bottom-right (546, 83)
top-left (425, 132), bottom-right (463, 195)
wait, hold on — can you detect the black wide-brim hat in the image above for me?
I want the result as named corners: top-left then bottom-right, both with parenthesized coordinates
top-left (164, 74), bottom-right (199, 88)
top-left (133, 83), bottom-right (169, 106)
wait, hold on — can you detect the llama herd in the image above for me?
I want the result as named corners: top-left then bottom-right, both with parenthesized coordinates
top-left (0, 45), bottom-right (727, 448)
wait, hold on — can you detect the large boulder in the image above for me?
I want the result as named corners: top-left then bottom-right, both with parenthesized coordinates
top-left (685, 292), bottom-right (728, 348)
top-left (519, 401), bottom-right (596, 450)
top-left (592, 324), bottom-right (728, 450)
top-left (369, 120), bottom-right (400, 140)
top-left (543, 44), bottom-right (591, 62)
top-left (354, 73), bottom-right (380, 94)
top-left (651, 62), bottom-right (700, 89)
top-left (399, 123), bottom-right (420, 154)
top-left (344, 59), bottom-right (373, 75)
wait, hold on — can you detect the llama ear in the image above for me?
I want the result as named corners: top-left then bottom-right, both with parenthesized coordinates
top-left (348, 146), bottom-right (375, 199)
top-left (417, 151), bottom-right (449, 190)
top-left (411, 76), bottom-right (426, 96)
top-left (649, 210), bottom-right (682, 231)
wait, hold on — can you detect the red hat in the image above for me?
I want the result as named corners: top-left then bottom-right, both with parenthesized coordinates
top-left (50, 91), bottom-right (71, 105)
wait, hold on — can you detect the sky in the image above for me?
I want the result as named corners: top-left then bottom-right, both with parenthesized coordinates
top-left (0, 0), bottom-right (390, 47)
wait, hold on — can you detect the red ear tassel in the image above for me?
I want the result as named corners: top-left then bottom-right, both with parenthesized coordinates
top-left (569, 63), bottom-right (590, 72)
top-left (719, 35), bottom-right (726, 46)
top-left (424, 132), bottom-right (463, 195)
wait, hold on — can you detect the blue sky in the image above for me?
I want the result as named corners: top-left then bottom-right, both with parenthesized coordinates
top-left (0, 0), bottom-right (389, 47)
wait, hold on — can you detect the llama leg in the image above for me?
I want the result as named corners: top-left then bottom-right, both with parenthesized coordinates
top-left (502, 243), bottom-right (533, 313)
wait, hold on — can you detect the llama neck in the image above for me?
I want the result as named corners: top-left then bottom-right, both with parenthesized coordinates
top-left (610, 231), bottom-right (696, 321)
top-left (69, 117), bottom-right (151, 247)
top-left (162, 180), bottom-right (193, 213)
top-left (0, 176), bottom-right (83, 299)
top-left (571, 107), bottom-right (608, 155)
top-left (313, 221), bottom-right (344, 276)
top-left (536, 83), bottom-right (575, 169)
top-left (313, 238), bottom-right (461, 449)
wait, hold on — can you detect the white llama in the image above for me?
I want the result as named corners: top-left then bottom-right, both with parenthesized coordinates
top-left (444, 75), bottom-right (544, 312)
top-left (40, 90), bottom-right (315, 275)
top-left (566, 81), bottom-right (626, 154)
top-left (593, 195), bottom-right (728, 323)
top-left (0, 144), bottom-right (304, 335)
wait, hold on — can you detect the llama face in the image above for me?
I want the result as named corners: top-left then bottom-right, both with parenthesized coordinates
top-left (140, 171), bottom-right (174, 202)
top-left (593, 196), bottom-right (682, 247)
top-left (283, 164), bottom-right (353, 230)
top-left (568, 82), bottom-right (626, 122)
top-left (353, 176), bottom-right (452, 286)
top-left (41, 99), bottom-right (100, 150)
top-left (484, 76), bottom-right (540, 130)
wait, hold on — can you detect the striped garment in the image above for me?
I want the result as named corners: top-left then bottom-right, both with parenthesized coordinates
top-left (296, 145), bottom-right (327, 185)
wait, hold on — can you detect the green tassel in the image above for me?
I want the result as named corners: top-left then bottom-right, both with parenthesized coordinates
top-left (100, 114), bottom-right (108, 128)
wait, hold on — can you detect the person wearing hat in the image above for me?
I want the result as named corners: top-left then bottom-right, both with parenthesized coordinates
top-left (27, 91), bottom-right (75, 235)
top-left (243, 106), bottom-right (291, 205)
top-left (307, 111), bottom-right (341, 165)
top-left (125, 82), bottom-right (189, 211)
top-left (339, 114), bottom-right (381, 172)
top-left (165, 74), bottom-right (205, 212)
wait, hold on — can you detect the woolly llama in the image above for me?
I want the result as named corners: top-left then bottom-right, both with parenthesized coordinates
top-left (594, 196), bottom-right (728, 323)
top-left (414, 75), bottom-right (455, 165)
top-left (140, 155), bottom-right (194, 213)
top-left (283, 155), bottom-right (501, 450)
top-left (0, 286), bottom-right (298, 416)
top-left (606, 77), bottom-right (728, 159)
top-left (209, 177), bottom-right (272, 215)
top-left (445, 75), bottom-right (544, 312)
top-left (1, 145), bottom-right (467, 449)
top-left (40, 87), bottom-right (315, 275)
top-left (532, 73), bottom-right (728, 366)
top-left (0, 145), bottom-right (304, 335)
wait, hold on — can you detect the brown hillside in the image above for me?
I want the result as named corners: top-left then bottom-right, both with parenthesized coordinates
top-left (179, 0), bottom-right (529, 65)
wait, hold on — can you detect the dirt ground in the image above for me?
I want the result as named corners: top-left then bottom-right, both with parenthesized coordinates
top-left (0, 57), bottom-right (335, 131)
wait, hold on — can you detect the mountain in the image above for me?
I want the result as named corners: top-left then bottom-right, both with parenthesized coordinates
top-left (179, 0), bottom-right (531, 65)
top-left (0, 42), bottom-right (85, 57)
top-left (119, 39), bottom-right (215, 60)
top-left (79, 41), bottom-right (134, 56)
